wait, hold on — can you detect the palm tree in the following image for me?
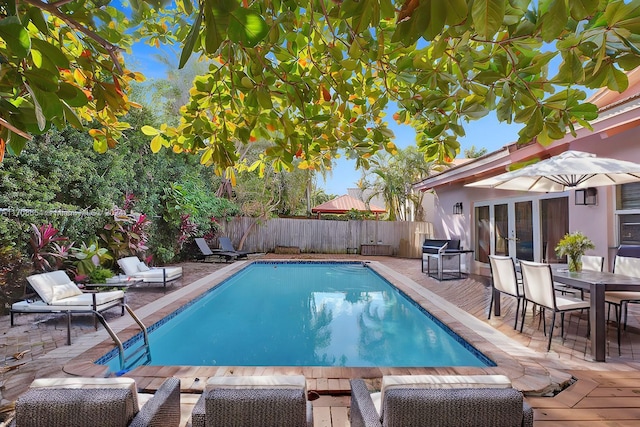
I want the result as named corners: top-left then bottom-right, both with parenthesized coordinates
top-left (360, 147), bottom-right (435, 221)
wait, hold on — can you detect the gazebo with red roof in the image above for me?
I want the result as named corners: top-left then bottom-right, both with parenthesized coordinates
top-left (311, 194), bottom-right (386, 219)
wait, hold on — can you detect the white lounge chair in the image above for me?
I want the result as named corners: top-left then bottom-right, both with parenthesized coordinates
top-left (117, 256), bottom-right (182, 289)
top-left (10, 270), bottom-right (125, 345)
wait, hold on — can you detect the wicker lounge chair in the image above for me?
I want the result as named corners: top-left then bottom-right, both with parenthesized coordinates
top-left (350, 375), bottom-right (533, 427)
top-left (10, 270), bottom-right (125, 345)
top-left (117, 256), bottom-right (182, 289)
top-left (194, 237), bottom-right (237, 263)
top-left (10, 377), bottom-right (180, 427)
top-left (191, 375), bottom-right (313, 427)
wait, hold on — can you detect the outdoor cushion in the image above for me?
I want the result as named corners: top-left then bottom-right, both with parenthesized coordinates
top-left (45, 290), bottom-right (124, 307)
top-left (118, 257), bottom-right (143, 276)
top-left (51, 282), bottom-right (83, 303)
top-left (27, 270), bottom-right (77, 304)
top-left (373, 374), bottom-right (512, 416)
top-left (206, 375), bottom-right (307, 393)
top-left (117, 256), bottom-right (182, 283)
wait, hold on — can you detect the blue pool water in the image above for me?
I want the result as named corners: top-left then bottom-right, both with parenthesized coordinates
top-left (98, 262), bottom-right (494, 370)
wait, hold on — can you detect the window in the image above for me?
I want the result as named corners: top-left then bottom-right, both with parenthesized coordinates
top-left (617, 183), bottom-right (640, 245)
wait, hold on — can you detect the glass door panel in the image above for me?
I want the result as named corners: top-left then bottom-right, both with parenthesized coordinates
top-left (475, 205), bottom-right (490, 263)
top-left (494, 204), bottom-right (509, 256)
top-left (541, 197), bottom-right (569, 263)
top-left (515, 201), bottom-right (534, 261)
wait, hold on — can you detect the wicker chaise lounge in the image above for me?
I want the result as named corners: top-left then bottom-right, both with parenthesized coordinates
top-left (10, 377), bottom-right (181, 427)
top-left (190, 375), bottom-right (313, 427)
top-left (350, 375), bottom-right (533, 427)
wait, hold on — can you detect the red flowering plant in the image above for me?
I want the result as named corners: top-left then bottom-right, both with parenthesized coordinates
top-left (100, 198), bottom-right (150, 260)
top-left (29, 223), bottom-right (71, 272)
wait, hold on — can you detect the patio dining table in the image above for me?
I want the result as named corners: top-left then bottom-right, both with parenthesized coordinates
top-left (552, 269), bottom-right (640, 362)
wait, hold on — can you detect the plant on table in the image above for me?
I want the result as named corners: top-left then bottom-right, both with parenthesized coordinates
top-left (555, 231), bottom-right (595, 272)
top-left (72, 241), bottom-right (113, 280)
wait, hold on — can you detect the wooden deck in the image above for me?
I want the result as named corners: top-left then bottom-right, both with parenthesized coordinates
top-left (5, 255), bottom-right (640, 426)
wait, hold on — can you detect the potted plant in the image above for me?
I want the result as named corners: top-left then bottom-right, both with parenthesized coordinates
top-left (555, 231), bottom-right (595, 272)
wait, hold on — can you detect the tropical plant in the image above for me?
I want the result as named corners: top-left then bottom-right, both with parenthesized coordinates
top-left (100, 205), bottom-right (150, 259)
top-left (555, 231), bottom-right (596, 272)
top-left (72, 241), bottom-right (113, 276)
top-left (29, 223), bottom-right (70, 272)
top-left (4, 0), bottom-right (640, 177)
top-left (87, 266), bottom-right (115, 284)
top-left (360, 147), bottom-right (435, 221)
top-left (0, 246), bottom-right (30, 313)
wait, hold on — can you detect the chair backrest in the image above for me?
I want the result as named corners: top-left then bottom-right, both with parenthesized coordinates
top-left (520, 260), bottom-right (557, 310)
top-left (581, 255), bottom-right (604, 272)
top-left (27, 270), bottom-right (83, 304)
top-left (118, 256), bottom-right (143, 276)
top-left (382, 387), bottom-right (525, 427)
top-left (195, 238), bottom-right (214, 256)
top-left (219, 237), bottom-right (236, 252)
top-left (203, 375), bottom-right (308, 427)
top-left (16, 377), bottom-right (139, 427)
top-left (613, 255), bottom-right (640, 277)
top-left (489, 255), bottom-right (520, 296)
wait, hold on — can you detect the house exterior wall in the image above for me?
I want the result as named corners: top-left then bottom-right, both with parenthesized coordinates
top-left (418, 114), bottom-right (640, 275)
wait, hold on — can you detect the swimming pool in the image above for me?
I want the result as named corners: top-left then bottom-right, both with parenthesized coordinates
top-left (98, 262), bottom-right (494, 371)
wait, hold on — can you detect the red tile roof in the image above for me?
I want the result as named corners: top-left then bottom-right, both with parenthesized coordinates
top-left (311, 194), bottom-right (386, 214)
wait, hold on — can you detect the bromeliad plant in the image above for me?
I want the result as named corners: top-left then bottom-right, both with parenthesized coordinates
top-left (555, 231), bottom-right (595, 272)
top-left (29, 223), bottom-right (71, 272)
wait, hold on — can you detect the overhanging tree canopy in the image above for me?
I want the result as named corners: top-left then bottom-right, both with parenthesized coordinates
top-left (3, 0), bottom-right (640, 177)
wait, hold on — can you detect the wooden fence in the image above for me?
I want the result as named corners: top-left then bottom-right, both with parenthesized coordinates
top-left (219, 217), bottom-right (434, 258)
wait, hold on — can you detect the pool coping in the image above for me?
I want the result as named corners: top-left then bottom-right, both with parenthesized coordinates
top-left (58, 259), bottom-right (570, 395)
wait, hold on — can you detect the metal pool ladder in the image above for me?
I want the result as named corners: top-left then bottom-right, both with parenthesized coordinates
top-left (94, 304), bottom-right (151, 372)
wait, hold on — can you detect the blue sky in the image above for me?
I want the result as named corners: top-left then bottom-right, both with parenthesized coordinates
top-left (321, 113), bottom-right (523, 195)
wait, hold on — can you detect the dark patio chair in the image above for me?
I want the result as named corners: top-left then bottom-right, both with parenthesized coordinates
top-left (218, 237), bottom-right (250, 259)
top-left (194, 237), bottom-right (237, 263)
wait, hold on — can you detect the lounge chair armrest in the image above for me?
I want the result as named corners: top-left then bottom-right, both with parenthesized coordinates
top-left (130, 378), bottom-right (181, 427)
top-left (349, 380), bottom-right (381, 427)
top-left (522, 400), bottom-right (534, 427)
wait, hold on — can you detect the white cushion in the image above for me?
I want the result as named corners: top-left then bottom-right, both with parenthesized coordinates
top-left (30, 377), bottom-right (139, 411)
top-left (132, 266), bottom-right (182, 283)
top-left (27, 271), bottom-right (74, 304)
top-left (206, 375), bottom-right (307, 394)
top-left (380, 374), bottom-right (511, 404)
top-left (51, 282), bottom-right (83, 302)
top-left (137, 262), bottom-right (150, 272)
top-left (45, 290), bottom-right (124, 307)
top-left (370, 391), bottom-right (382, 415)
top-left (118, 257), bottom-right (142, 276)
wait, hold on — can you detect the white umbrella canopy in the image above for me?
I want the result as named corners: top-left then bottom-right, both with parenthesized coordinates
top-left (465, 151), bottom-right (640, 192)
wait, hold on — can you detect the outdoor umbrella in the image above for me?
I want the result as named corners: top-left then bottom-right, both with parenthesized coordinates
top-left (465, 150), bottom-right (640, 192)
